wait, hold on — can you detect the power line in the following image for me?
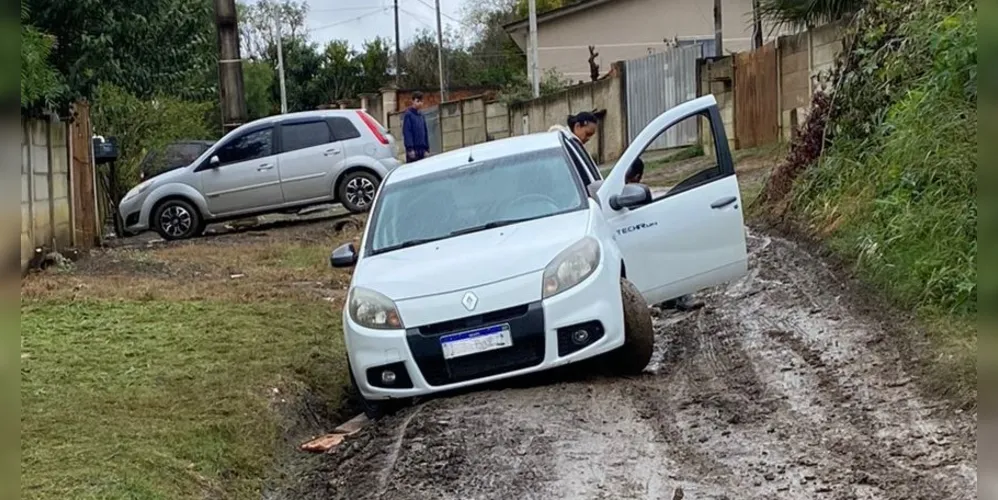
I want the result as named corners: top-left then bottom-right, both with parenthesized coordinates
top-left (308, 8), bottom-right (390, 32)
top-left (409, 0), bottom-right (459, 23)
top-left (310, 6), bottom-right (389, 13)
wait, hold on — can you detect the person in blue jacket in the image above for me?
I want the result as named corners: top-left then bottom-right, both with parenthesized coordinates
top-left (402, 92), bottom-right (430, 163)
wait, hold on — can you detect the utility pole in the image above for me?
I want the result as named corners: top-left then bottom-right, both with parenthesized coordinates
top-left (214, 0), bottom-right (247, 132)
top-left (435, 0), bottom-right (446, 102)
top-left (751, 0), bottom-right (763, 49)
top-left (528, 0), bottom-right (540, 97)
top-left (713, 0), bottom-right (723, 57)
top-left (394, 0), bottom-right (402, 86)
top-left (275, 9), bottom-right (288, 114)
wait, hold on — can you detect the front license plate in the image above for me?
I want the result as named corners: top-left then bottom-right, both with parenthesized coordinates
top-left (440, 324), bottom-right (513, 360)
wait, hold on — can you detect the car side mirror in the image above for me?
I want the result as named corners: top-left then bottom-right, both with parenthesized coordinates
top-left (330, 242), bottom-right (358, 268)
top-left (609, 183), bottom-right (652, 210)
top-left (208, 155), bottom-right (220, 168)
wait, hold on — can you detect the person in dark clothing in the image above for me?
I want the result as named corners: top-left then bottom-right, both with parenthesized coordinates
top-left (625, 156), bottom-right (704, 312)
top-left (402, 92), bottom-right (430, 163)
top-left (567, 111), bottom-right (598, 145)
top-left (626, 157), bottom-right (644, 184)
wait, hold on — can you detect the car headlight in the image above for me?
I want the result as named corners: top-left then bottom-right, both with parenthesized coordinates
top-left (542, 237), bottom-right (601, 299)
top-left (123, 180), bottom-right (153, 201)
top-left (348, 287), bottom-right (404, 329)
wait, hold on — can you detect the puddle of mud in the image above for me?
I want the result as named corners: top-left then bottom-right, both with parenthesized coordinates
top-left (272, 228), bottom-right (976, 500)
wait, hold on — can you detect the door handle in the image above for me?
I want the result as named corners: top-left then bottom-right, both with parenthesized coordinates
top-left (324, 148), bottom-right (341, 156)
top-left (257, 164), bottom-right (274, 171)
top-left (710, 196), bottom-right (737, 209)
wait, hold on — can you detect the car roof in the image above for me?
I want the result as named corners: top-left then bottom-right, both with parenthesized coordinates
top-left (385, 132), bottom-right (568, 184)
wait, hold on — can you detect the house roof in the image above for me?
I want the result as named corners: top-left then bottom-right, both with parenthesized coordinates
top-left (502, 0), bottom-right (617, 32)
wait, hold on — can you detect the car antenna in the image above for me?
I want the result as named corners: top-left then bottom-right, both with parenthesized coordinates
top-left (467, 147), bottom-right (474, 163)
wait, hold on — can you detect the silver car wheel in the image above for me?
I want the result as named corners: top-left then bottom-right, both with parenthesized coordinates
top-left (345, 177), bottom-right (376, 208)
top-left (160, 205), bottom-right (193, 237)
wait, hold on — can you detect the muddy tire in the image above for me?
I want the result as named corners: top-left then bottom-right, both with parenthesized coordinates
top-left (152, 198), bottom-right (205, 241)
top-left (337, 170), bottom-right (380, 214)
top-left (608, 278), bottom-right (654, 375)
top-left (347, 362), bottom-right (410, 420)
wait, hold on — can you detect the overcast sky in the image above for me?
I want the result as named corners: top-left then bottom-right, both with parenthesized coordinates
top-left (298, 0), bottom-right (468, 50)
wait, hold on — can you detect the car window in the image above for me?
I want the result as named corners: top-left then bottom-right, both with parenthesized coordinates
top-left (565, 137), bottom-right (601, 180)
top-left (367, 147), bottom-right (586, 255)
top-left (280, 121), bottom-right (332, 153)
top-left (141, 142), bottom-right (212, 176)
top-left (216, 129), bottom-right (273, 166)
top-left (329, 117), bottom-right (361, 141)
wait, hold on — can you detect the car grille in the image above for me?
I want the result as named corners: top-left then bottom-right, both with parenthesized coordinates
top-left (417, 304), bottom-right (529, 336)
top-left (406, 302), bottom-right (545, 387)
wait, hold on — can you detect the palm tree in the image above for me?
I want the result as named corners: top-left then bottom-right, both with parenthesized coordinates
top-left (757, 0), bottom-right (866, 29)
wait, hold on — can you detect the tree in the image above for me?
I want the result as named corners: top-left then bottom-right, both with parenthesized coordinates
top-left (357, 38), bottom-right (392, 93)
top-left (24, 0), bottom-right (218, 103)
top-left (265, 37), bottom-right (325, 111)
top-left (242, 61), bottom-right (276, 119)
top-left (461, 0), bottom-right (527, 87)
top-left (756, 0), bottom-right (865, 29)
top-left (513, 0), bottom-right (569, 18)
top-left (21, 4), bottom-right (64, 109)
top-left (239, 0), bottom-right (310, 59)
top-left (316, 40), bottom-right (362, 103)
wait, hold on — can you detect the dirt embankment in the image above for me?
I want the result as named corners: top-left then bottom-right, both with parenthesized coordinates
top-left (285, 229), bottom-right (976, 500)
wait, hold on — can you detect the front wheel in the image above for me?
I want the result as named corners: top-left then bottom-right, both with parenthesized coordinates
top-left (152, 199), bottom-right (205, 240)
top-left (608, 278), bottom-right (654, 375)
top-left (338, 170), bottom-right (380, 213)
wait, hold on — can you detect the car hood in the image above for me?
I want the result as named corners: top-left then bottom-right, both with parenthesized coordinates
top-left (353, 209), bottom-right (592, 300)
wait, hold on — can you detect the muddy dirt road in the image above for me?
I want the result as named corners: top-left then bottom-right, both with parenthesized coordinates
top-left (295, 229), bottom-right (977, 500)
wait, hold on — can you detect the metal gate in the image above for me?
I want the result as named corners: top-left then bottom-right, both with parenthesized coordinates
top-left (625, 44), bottom-right (704, 151)
top-left (733, 41), bottom-right (780, 149)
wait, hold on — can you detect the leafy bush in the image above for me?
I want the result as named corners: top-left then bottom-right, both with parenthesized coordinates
top-left (91, 83), bottom-right (215, 195)
top-left (761, 0), bottom-right (977, 315)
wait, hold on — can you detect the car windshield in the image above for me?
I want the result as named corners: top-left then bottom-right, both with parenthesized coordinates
top-left (368, 147), bottom-right (586, 255)
top-left (140, 142), bottom-right (212, 177)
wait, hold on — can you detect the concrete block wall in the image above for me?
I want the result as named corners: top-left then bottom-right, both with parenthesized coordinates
top-left (386, 95), bottom-right (510, 157)
top-left (508, 69), bottom-right (627, 164)
top-left (698, 56), bottom-right (736, 156)
top-left (21, 116), bottom-right (74, 271)
top-left (485, 102), bottom-right (510, 140)
top-left (776, 20), bottom-right (846, 140)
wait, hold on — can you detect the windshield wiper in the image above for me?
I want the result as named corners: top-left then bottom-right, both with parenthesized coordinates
top-left (372, 236), bottom-right (445, 255)
top-left (449, 217), bottom-right (537, 237)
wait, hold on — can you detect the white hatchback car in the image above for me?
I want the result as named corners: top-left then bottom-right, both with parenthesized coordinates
top-left (330, 95), bottom-right (748, 417)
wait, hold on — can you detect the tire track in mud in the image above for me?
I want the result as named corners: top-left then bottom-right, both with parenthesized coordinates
top-left (290, 229), bottom-right (976, 500)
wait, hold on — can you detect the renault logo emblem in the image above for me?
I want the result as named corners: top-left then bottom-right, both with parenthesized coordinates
top-left (461, 292), bottom-right (478, 311)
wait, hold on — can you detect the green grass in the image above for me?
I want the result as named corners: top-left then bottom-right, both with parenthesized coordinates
top-left (21, 300), bottom-right (346, 500)
top-left (770, 0), bottom-right (976, 406)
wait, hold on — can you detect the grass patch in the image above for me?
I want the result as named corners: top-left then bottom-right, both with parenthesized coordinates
top-left (21, 299), bottom-right (345, 500)
top-left (759, 0), bottom-right (977, 405)
top-left (21, 220), bottom-right (360, 499)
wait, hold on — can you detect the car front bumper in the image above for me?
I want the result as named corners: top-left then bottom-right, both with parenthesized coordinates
top-left (344, 262), bottom-right (625, 401)
top-left (118, 194), bottom-right (150, 234)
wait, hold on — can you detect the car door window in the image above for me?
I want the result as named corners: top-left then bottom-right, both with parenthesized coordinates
top-left (566, 137), bottom-right (602, 180)
top-left (648, 113), bottom-right (725, 200)
top-left (280, 121), bottom-right (332, 153)
top-left (216, 129), bottom-right (273, 166)
top-left (329, 117), bottom-right (361, 140)
top-left (562, 139), bottom-right (594, 187)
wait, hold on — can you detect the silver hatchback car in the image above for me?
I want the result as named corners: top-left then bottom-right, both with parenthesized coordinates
top-left (118, 109), bottom-right (401, 240)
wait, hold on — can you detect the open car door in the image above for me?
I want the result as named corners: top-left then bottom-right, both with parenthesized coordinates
top-left (597, 95), bottom-right (748, 305)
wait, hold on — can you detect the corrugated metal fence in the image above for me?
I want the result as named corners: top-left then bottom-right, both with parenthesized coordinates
top-left (625, 44), bottom-right (705, 151)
